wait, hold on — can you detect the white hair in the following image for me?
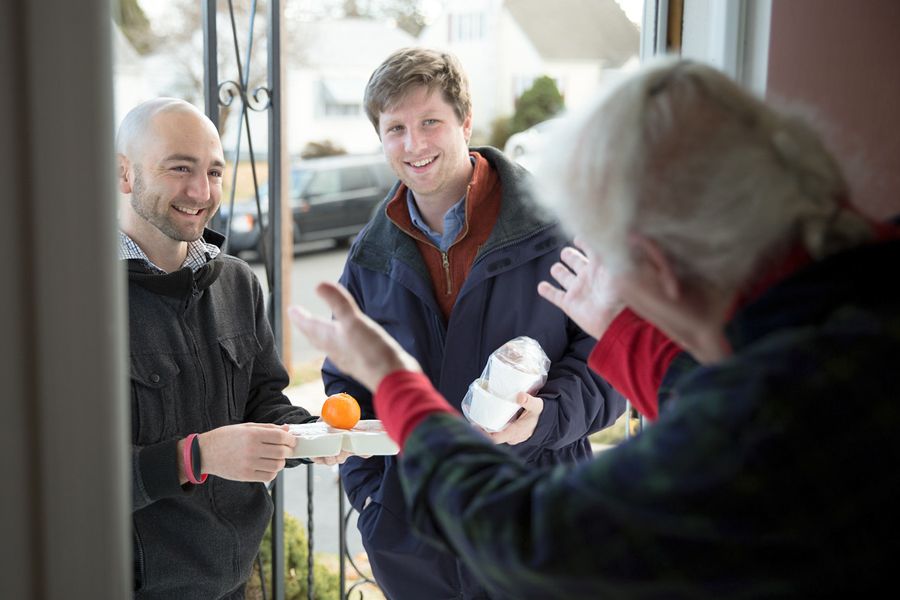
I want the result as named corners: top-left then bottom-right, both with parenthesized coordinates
top-left (535, 57), bottom-right (871, 291)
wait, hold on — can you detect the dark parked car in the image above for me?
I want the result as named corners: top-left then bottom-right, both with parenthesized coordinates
top-left (220, 153), bottom-right (396, 259)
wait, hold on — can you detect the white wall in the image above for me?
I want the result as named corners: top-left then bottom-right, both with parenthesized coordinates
top-left (286, 68), bottom-right (382, 155)
top-left (495, 8), bottom-right (544, 119)
top-left (418, 0), bottom-right (507, 136)
top-left (680, 0), bottom-right (771, 94)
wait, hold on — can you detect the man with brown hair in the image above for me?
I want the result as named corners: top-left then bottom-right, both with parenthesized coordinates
top-left (322, 47), bottom-right (625, 599)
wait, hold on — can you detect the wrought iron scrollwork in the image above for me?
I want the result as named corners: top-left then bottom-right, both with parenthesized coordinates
top-left (204, 0), bottom-right (382, 598)
top-left (217, 79), bottom-right (272, 111)
top-left (249, 84), bottom-right (272, 110)
top-left (338, 479), bottom-right (378, 600)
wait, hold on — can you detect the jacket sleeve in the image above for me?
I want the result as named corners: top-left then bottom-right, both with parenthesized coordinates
top-left (588, 309), bottom-right (685, 421)
top-left (243, 267), bottom-right (315, 427)
top-left (321, 260), bottom-right (386, 511)
top-left (237, 266), bottom-right (317, 470)
top-left (132, 439), bottom-right (193, 511)
top-left (399, 407), bottom-right (722, 598)
top-left (511, 317), bottom-right (626, 462)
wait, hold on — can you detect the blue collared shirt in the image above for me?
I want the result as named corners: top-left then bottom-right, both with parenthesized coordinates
top-left (405, 157), bottom-right (474, 251)
top-left (406, 190), bottom-right (467, 252)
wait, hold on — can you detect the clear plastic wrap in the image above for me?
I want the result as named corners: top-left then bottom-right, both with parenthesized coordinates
top-left (461, 336), bottom-right (550, 432)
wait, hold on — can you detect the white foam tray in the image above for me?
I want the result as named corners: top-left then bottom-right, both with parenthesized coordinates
top-left (288, 419), bottom-right (399, 458)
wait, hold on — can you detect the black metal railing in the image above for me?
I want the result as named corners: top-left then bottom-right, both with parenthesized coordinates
top-left (201, 2), bottom-right (373, 599)
top-left (339, 480), bottom-right (378, 599)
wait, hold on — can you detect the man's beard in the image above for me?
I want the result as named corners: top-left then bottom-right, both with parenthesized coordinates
top-left (131, 167), bottom-right (209, 242)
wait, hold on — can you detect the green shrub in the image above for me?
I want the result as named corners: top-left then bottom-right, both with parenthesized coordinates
top-left (245, 513), bottom-right (341, 600)
top-left (510, 76), bottom-right (564, 134)
top-left (488, 115), bottom-right (514, 150)
top-left (590, 409), bottom-right (645, 447)
top-left (300, 140), bottom-right (347, 159)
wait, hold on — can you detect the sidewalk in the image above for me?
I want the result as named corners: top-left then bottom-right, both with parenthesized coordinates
top-left (285, 378), bottom-right (327, 416)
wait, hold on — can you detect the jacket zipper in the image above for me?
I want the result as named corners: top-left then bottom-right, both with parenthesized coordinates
top-left (387, 212), bottom-right (458, 297)
top-left (441, 252), bottom-right (452, 295)
top-left (437, 181), bottom-right (474, 297)
top-left (433, 178), bottom-right (477, 299)
top-left (134, 525), bottom-right (146, 589)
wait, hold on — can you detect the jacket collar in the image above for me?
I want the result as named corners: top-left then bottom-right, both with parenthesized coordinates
top-left (725, 238), bottom-right (900, 350)
top-left (127, 228), bottom-right (225, 299)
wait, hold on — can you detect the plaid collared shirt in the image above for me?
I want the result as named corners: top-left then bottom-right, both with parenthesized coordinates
top-left (118, 231), bottom-right (220, 273)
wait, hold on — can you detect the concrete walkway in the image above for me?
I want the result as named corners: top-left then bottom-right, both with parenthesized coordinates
top-left (285, 378), bottom-right (327, 415)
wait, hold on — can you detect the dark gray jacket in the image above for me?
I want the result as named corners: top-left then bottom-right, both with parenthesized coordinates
top-left (128, 231), bottom-right (314, 599)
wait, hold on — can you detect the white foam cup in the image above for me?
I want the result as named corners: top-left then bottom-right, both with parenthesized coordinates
top-left (487, 354), bottom-right (544, 399)
top-left (468, 378), bottom-right (521, 431)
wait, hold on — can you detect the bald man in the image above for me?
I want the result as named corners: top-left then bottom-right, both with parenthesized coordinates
top-left (119, 98), bottom-right (318, 599)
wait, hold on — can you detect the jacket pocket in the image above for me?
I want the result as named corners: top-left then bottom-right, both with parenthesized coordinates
top-left (219, 333), bottom-right (261, 422)
top-left (130, 353), bottom-right (180, 444)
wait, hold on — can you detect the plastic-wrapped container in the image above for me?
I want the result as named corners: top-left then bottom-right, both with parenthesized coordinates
top-left (288, 420), bottom-right (399, 458)
top-left (461, 336), bottom-right (550, 432)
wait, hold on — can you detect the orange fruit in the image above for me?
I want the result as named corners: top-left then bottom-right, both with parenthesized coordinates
top-left (321, 392), bottom-right (361, 430)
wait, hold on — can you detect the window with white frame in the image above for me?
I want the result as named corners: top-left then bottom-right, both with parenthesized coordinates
top-left (318, 79), bottom-right (363, 117)
top-left (448, 12), bottom-right (485, 43)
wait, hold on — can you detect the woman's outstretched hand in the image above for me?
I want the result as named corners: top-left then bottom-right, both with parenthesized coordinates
top-left (537, 239), bottom-right (624, 340)
top-left (288, 281), bottom-right (421, 392)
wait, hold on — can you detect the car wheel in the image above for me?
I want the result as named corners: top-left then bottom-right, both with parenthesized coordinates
top-left (256, 223), bottom-right (303, 257)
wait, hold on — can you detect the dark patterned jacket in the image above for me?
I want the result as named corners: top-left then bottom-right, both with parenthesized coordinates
top-left (398, 238), bottom-right (900, 598)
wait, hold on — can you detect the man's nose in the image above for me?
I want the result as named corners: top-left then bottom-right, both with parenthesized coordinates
top-left (186, 172), bottom-right (210, 199)
top-left (404, 129), bottom-right (425, 153)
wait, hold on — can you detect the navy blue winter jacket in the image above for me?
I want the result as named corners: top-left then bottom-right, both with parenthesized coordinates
top-left (323, 147), bottom-right (625, 517)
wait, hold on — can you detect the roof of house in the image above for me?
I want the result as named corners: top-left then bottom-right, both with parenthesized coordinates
top-left (293, 18), bottom-right (417, 68)
top-left (505, 0), bottom-right (639, 66)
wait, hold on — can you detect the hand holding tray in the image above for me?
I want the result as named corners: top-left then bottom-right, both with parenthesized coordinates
top-left (288, 420), bottom-right (399, 458)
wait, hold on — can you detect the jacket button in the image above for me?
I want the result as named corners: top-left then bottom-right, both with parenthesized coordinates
top-left (150, 373), bottom-right (161, 383)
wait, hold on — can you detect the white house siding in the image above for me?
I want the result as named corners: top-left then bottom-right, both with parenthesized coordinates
top-left (495, 9), bottom-right (544, 119)
top-left (284, 19), bottom-right (416, 156)
top-left (421, 0), bottom-right (638, 141)
top-left (419, 0), bottom-right (500, 137)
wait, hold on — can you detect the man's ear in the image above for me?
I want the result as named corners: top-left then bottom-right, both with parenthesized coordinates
top-left (629, 233), bottom-right (681, 301)
top-left (462, 112), bottom-right (473, 144)
top-left (117, 154), bottom-right (133, 194)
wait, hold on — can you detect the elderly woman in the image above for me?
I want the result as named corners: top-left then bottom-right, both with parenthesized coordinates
top-left (291, 58), bottom-right (900, 598)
